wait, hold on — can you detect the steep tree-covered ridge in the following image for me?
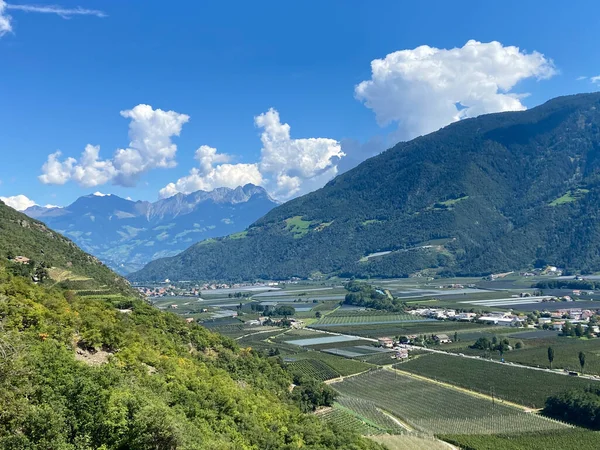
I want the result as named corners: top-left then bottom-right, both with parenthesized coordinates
top-left (131, 92), bottom-right (600, 282)
top-left (0, 200), bottom-right (133, 295)
top-left (0, 202), bottom-right (378, 449)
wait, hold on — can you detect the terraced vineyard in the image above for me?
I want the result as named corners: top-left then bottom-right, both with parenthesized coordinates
top-left (331, 369), bottom-right (570, 435)
top-left (398, 353), bottom-right (600, 408)
top-left (287, 359), bottom-right (340, 381)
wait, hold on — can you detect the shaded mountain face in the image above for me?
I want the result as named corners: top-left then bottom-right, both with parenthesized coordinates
top-left (130, 92), bottom-right (600, 282)
top-left (25, 184), bottom-right (277, 274)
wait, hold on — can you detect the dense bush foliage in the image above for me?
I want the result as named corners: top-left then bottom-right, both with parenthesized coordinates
top-left (343, 281), bottom-right (406, 312)
top-left (544, 386), bottom-right (600, 429)
top-left (131, 93), bottom-right (600, 282)
top-left (0, 264), bottom-right (380, 449)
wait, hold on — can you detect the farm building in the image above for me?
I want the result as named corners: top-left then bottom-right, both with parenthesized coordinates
top-left (457, 312), bottom-right (476, 321)
top-left (378, 337), bottom-right (394, 348)
top-left (433, 334), bottom-right (451, 344)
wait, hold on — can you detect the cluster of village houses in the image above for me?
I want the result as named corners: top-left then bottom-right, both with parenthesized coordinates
top-left (136, 281), bottom-right (282, 298)
top-left (375, 334), bottom-right (453, 360)
top-left (407, 305), bottom-right (600, 333)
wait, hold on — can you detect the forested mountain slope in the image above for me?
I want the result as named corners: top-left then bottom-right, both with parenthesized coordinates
top-left (131, 92), bottom-right (600, 282)
top-left (0, 204), bottom-right (378, 449)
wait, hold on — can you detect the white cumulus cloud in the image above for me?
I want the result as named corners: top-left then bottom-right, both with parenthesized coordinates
top-left (159, 109), bottom-right (344, 201)
top-left (0, 194), bottom-right (36, 211)
top-left (591, 76), bottom-right (600, 85)
top-left (39, 105), bottom-right (189, 188)
top-left (0, 1), bottom-right (12, 36)
top-left (355, 40), bottom-right (556, 140)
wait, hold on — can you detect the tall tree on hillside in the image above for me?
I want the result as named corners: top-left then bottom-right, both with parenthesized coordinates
top-left (548, 346), bottom-right (555, 369)
top-left (579, 351), bottom-right (586, 374)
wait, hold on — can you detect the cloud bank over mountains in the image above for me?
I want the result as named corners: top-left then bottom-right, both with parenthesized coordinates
top-left (35, 40), bottom-right (556, 202)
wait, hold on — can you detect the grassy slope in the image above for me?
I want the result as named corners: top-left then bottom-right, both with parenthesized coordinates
top-left (132, 92), bottom-right (600, 282)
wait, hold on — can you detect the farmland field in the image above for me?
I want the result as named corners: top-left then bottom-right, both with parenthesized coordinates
top-left (439, 429), bottom-right (600, 450)
top-left (398, 353), bottom-right (600, 408)
top-left (447, 335), bottom-right (600, 375)
top-left (370, 434), bottom-right (455, 450)
top-left (312, 320), bottom-right (484, 338)
top-left (501, 337), bottom-right (600, 375)
top-left (336, 397), bottom-right (406, 434)
top-left (316, 406), bottom-right (384, 436)
top-left (289, 352), bottom-right (372, 376)
top-left (285, 334), bottom-right (361, 346)
top-left (312, 312), bottom-right (431, 327)
top-left (287, 359), bottom-right (340, 381)
top-left (331, 369), bottom-right (569, 435)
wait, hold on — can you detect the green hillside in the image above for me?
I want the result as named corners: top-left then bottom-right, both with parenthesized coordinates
top-left (0, 200), bottom-right (133, 295)
top-left (0, 204), bottom-right (379, 449)
top-left (131, 92), bottom-right (600, 282)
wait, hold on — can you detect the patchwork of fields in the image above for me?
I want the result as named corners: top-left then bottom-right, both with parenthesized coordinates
top-left (151, 277), bottom-right (600, 449)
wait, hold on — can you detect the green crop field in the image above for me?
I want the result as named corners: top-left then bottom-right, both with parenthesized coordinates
top-left (317, 406), bottom-right (384, 436)
top-left (312, 313), bottom-right (421, 326)
top-left (331, 369), bottom-right (570, 435)
top-left (370, 434), bottom-right (452, 450)
top-left (447, 335), bottom-right (600, 375)
top-left (290, 352), bottom-right (372, 376)
top-left (336, 397), bottom-right (406, 434)
top-left (398, 353), bottom-right (600, 408)
top-left (287, 359), bottom-right (340, 381)
top-left (356, 352), bottom-right (398, 365)
top-left (315, 320), bottom-right (483, 338)
top-left (501, 337), bottom-right (600, 375)
top-left (439, 429), bottom-right (600, 450)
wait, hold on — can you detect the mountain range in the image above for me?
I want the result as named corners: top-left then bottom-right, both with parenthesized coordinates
top-left (131, 92), bottom-right (600, 282)
top-left (25, 184), bottom-right (277, 274)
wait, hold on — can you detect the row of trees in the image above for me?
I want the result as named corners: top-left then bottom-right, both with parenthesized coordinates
top-left (546, 346), bottom-right (586, 373)
top-left (470, 336), bottom-right (521, 357)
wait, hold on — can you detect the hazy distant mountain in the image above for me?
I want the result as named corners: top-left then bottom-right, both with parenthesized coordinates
top-left (130, 92), bottom-right (600, 282)
top-left (25, 184), bottom-right (277, 274)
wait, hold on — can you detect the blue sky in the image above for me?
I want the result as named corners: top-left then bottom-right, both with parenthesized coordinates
top-left (1, 0), bottom-right (599, 210)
